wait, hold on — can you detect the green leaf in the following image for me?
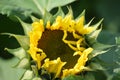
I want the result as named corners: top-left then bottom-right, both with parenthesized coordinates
top-left (89, 62), bottom-right (105, 71)
top-left (91, 49), bottom-right (109, 57)
top-left (84, 73), bottom-right (95, 80)
top-left (2, 33), bottom-right (29, 50)
top-left (114, 68), bottom-right (120, 74)
top-left (12, 35), bottom-right (29, 50)
top-left (96, 31), bottom-right (120, 69)
top-left (0, 58), bottom-right (25, 80)
top-left (63, 75), bottom-right (84, 80)
top-left (36, 0), bottom-right (76, 11)
top-left (17, 17), bottom-right (32, 36)
top-left (0, 0), bottom-right (38, 19)
top-left (112, 68), bottom-right (120, 80)
top-left (92, 42), bottom-right (113, 50)
top-left (21, 70), bottom-right (34, 80)
top-left (0, 0), bottom-right (75, 18)
top-left (5, 47), bottom-right (27, 59)
top-left (14, 58), bottom-right (30, 69)
top-left (85, 70), bottom-right (108, 80)
top-left (5, 47), bottom-right (30, 69)
top-left (116, 37), bottom-right (120, 45)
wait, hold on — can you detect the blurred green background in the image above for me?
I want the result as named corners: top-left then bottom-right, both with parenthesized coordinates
top-left (0, 0), bottom-right (120, 80)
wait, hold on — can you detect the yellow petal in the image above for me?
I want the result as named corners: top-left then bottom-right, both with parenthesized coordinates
top-left (32, 20), bottom-right (44, 32)
top-left (42, 57), bottom-right (66, 78)
top-left (37, 52), bottom-right (46, 69)
top-left (74, 16), bottom-right (84, 34)
top-left (74, 48), bottom-right (93, 69)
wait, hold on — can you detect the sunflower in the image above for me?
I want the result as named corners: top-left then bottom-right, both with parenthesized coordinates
top-left (28, 13), bottom-right (95, 78)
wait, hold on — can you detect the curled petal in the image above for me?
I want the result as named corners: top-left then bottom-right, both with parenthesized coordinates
top-left (42, 57), bottom-right (66, 78)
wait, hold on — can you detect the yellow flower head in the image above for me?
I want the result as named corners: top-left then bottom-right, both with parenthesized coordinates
top-left (28, 14), bottom-right (94, 78)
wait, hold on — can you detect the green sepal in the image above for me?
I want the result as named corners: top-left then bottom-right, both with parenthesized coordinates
top-left (91, 19), bottom-right (104, 30)
top-left (2, 33), bottom-right (29, 50)
top-left (85, 28), bottom-right (113, 50)
top-left (30, 15), bottom-right (40, 22)
top-left (51, 7), bottom-right (65, 23)
top-left (13, 58), bottom-right (30, 69)
top-left (43, 7), bottom-right (65, 26)
top-left (85, 18), bottom-right (95, 28)
top-left (43, 10), bottom-right (53, 26)
top-left (31, 65), bottom-right (38, 77)
top-left (85, 26), bottom-right (113, 58)
top-left (67, 6), bottom-right (73, 16)
top-left (5, 47), bottom-right (27, 59)
top-left (17, 17), bottom-right (32, 36)
top-left (53, 7), bottom-right (65, 18)
top-left (91, 27), bottom-right (102, 40)
top-left (86, 19), bottom-right (103, 40)
top-left (20, 70), bottom-right (34, 80)
top-left (75, 10), bottom-right (85, 20)
top-left (63, 75), bottom-right (84, 80)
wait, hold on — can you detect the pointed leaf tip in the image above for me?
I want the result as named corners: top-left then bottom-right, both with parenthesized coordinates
top-left (16, 16), bottom-right (32, 36)
top-left (85, 17), bottom-right (95, 28)
top-left (1, 33), bottom-right (29, 50)
top-left (94, 18), bottom-right (104, 30)
top-left (67, 6), bottom-right (73, 16)
top-left (75, 10), bottom-right (85, 20)
top-left (89, 27), bottom-right (102, 40)
top-left (30, 15), bottom-right (39, 22)
top-left (51, 7), bottom-right (65, 23)
top-left (5, 47), bottom-right (27, 59)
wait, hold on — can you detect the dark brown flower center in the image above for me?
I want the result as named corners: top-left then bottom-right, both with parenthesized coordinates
top-left (37, 29), bottom-right (79, 69)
